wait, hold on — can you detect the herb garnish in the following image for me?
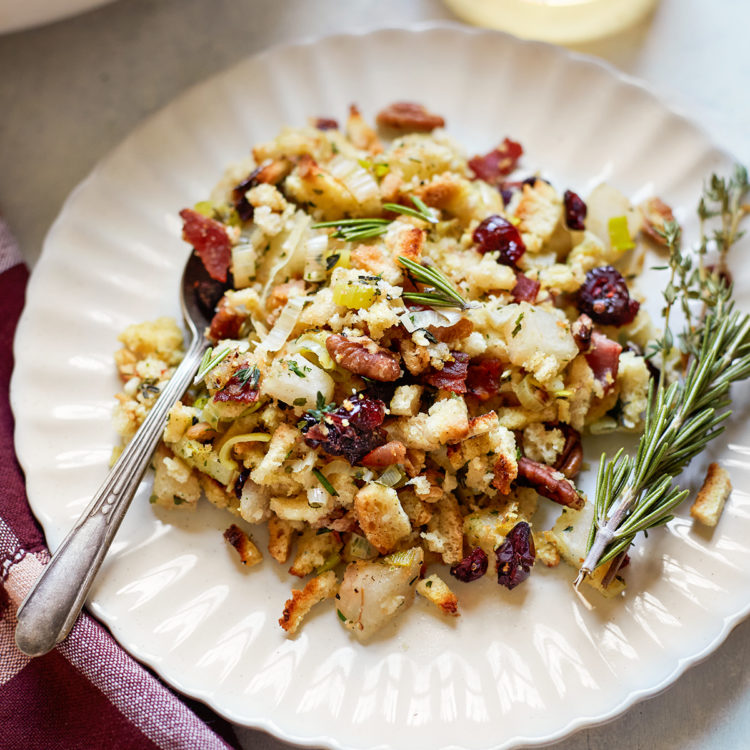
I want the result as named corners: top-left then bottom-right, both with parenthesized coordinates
top-left (577, 166), bottom-right (750, 585)
top-left (287, 361), bottom-right (310, 378)
top-left (193, 346), bottom-right (231, 385)
top-left (397, 255), bottom-right (469, 309)
top-left (313, 468), bottom-right (339, 496)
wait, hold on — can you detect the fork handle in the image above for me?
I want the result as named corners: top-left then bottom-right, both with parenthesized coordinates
top-left (15, 334), bottom-right (207, 657)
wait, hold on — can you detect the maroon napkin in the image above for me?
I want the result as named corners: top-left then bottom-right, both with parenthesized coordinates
top-left (0, 220), bottom-right (239, 749)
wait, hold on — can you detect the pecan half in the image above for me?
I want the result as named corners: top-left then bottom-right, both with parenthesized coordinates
top-left (516, 457), bottom-right (584, 510)
top-left (326, 334), bottom-right (401, 381)
top-left (571, 313), bottom-right (593, 353)
top-left (376, 101), bottom-right (445, 132)
top-left (428, 317), bottom-right (474, 343)
top-left (185, 421), bottom-right (218, 443)
top-left (639, 197), bottom-right (676, 245)
top-left (553, 425), bottom-right (583, 479)
top-left (361, 440), bottom-right (407, 468)
top-left (399, 338), bottom-right (430, 375)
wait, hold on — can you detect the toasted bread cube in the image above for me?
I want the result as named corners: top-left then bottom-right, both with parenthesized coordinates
top-left (279, 571), bottom-right (338, 634)
top-left (288, 528), bottom-right (342, 578)
top-left (533, 531), bottom-right (561, 567)
top-left (151, 444), bottom-right (201, 510)
top-left (354, 484), bottom-right (411, 554)
top-left (199, 475), bottom-right (240, 515)
top-left (223, 524), bottom-right (262, 566)
top-left (691, 463), bottom-right (732, 527)
top-left (390, 385), bottom-right (423, 417)
top-left (267, 515), bottom-right (298, 563)
top-left (416, 574), bottom-right (459, 616)
top-left (421, 493), bottom-right (464, 565)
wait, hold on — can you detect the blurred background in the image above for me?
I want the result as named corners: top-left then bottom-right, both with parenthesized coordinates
top-left (2, 1), bottom-right (749, 748)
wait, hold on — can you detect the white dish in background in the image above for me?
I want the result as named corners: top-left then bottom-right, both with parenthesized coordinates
top-left (0, 0), bottom-right (115, 35)
top-left (11, 25), bottom-right (750, 750)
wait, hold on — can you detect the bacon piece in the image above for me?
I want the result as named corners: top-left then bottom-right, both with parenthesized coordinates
top-left (421, 352), bottom-right (470, 394)
top-left (516, 457), bottom-right (584, 510)
top-left (466, 358), bottom-right (504, 402)
top-left (511, 273), bottom-right (540, 303)
top-left (585, 332), bottom-right (622, 392)
top-left (326, 334), bottom-right (401, 382)
top-left (376, 101), bottom-right (445, 132)
top-left (214, 368), bottom-right (260, 403)
top-left (180, 208), bottom-right (232, 283)
top-left (468, 138), bottom-right (524, 186)
top-left (361, 441), bottom-right (407, 469)
top-left (208, 296), bottom-right (244, 343)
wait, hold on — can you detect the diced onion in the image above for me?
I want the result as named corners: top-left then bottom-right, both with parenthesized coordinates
top-left (218, 432), bottom-right (271, 469)
top-left (399, 308), bottom-right (463, 333)
top-left (328, 156), bottom-right (380, 204)
top-left (376, 465), bottom-right (405, 488)
top-left (289, 332), bottom-right (335, 370)
top-left (307, 486), bottom-right (327, 509)
top-left (263, 356), bottom-right (335, 408)
top-left (349, 533), bottom-right (377, 560)
top-left (303, 231), bottom-right (329, 283)
top-left (232, 244), bottom-right (257, 288)
top-left (513, 375), bottom-right (548, 412)
top-left (261, 210), bottom-right (311, 302)
top-left (259, 296), bottom-right (306, 353)
top-left (383, 548), bottom-right (419, 568)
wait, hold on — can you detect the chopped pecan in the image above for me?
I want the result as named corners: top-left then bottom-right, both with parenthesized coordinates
top-left (553, 425), bottom-right (583, 479)
top-left (516, 457), bottom-right (584, 510)
top-left (639, 197), bottom-right (676, 245)
top-left (185, 421), bottom-right (218, 442)
top-left (428, 317), bottom-right (473, 343)
top-left (399, 338), bottom-right (430, 375)
top-left (571, 313), bottom-right (593, 353)
top-left (376, 101), bottom-right (445, 132)
top-left (361, 440), bottom-right (407, 468)
top-left (326, 334), bottom-right (401, 382)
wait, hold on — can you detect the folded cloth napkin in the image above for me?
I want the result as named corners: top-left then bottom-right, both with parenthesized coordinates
top-left (0, 220), bottom-right (239, 750)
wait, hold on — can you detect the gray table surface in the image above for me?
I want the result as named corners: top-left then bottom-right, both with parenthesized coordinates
top-left (3, 1), bottom-right (749, 748)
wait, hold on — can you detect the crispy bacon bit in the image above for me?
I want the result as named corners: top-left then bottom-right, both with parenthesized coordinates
top-left (553, 425), bottom-right (583, 479)
top-left (516, 457), bottom-right (584, 510)
top-left (511, 273), bottom-right (540, 303)
top-left (450, 548), bottom-right (488, 582)
top-left (361, 441), bottom-right (407, 469)
top-left (180, 208), bottom-right (232, 283)
top-left (214, 367), bottom-right (260, 403)
top-left (571, 313), bottom-right (594, 352)
top-left (223, 524), bottom-right (261, 566)
top-left (586, 332), bottom-right (622, 392)
top-left (315, 117), bottom-right (339, 131)
top-left (496, 521), bottom-right (535, 590)
top-left (639, 197), bottom-right (676, 245)
top-left (376, 101), bottom-right (445, 132)
top-left (208, 296), bottom-right (245, 343)
top-left (466, 358), bottom-right (504, 402)
top-left (326, 334), bottom-right (401, 382)
top-left (421, 351), bottom-right (470, 393)
top-left (302, 393), bottom-right (387, 465)
top-left (468, 138), bottom-right (524, 185)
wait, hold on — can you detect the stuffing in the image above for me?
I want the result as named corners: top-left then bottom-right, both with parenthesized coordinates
top-left (416, 574), bottom-right (460, 616)
top-left (690, 462), bottom-right (732, 527)
top-left (200, 475), bottom-right (240, 515)
top-left (523, 423), bottom-right (565, 466)
top-left (163, 401), bottom-right (198, 444)
top-left (354, 484), bottom-right (412, 554)
top-left (615, 350), bottom-right (651, 430)
top-left (288, 528), bottom-right (342, 578)
top-left (279, 571), bottom-right (339, 634)
top-left (117, 317), bottom-right (183, 366)
top-left (267, 515), bottom-right (298, 564)
top-left (512, 180), bottom-right (566, 255)
top-left (223, 524), bottom-right (263, 566)
top-left (151, 444), bottom-right (201, 509)
top-left (420, 493), bottom-right (463, 565)
top-left (533, 531), bottom-right (561, 567)
top-left (389, 385), bottom-right (423, 417)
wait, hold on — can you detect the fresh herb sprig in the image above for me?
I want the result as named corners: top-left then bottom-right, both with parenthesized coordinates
top-left (193, 346), bottom-right (231, 385)
top-left (398, 255), bottom-right (469, 309)
top-left (577, 166), bottom-right (750, 585)
top-left (311, 196), bottom-right (437, 242)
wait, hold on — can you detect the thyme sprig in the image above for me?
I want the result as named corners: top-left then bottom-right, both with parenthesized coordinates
top-left (311, 196), bottom-right (437, 242)
top-left (577, 166), bottom-right (750, 585)
top-left (397, 255), bottom-right (469, 309)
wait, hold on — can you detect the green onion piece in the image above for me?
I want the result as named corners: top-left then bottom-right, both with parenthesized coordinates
top-left (349, 533), bottom-right (377, 560)
top-left (383, 548), bottom-right (418, 567)
top-left (376, 464), bottom-right (404, 488)
top-left (608, 215), bottom-right (636, 251)
top-left (315, 552), bottom-right (341, 576)
top-left (193, 346), bottom-right (232, 386)
top-left (312, 468), bottom-right (339, 496)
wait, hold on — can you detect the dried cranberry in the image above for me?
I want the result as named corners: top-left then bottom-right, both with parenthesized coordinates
top-left (315, 117), bottom-right (339, 131)
top-left (496, 521), bottom-right (535, 590)
top-left (450, 548), bottom-right (488, 582)
top-left (577, 266), bottom-right (640, 326)
top-left (499, 176), bottom-right (549, 205)
top-left (232, 165), bottom-right (264, 222)
top-left (302, 392), bottom-right (387, 465)
top-left (563, 190), bottom-right (587, 230)
top-left (234, 467), bottom-right (251, 500)
top-left (466, 358), bottom-right (503, 402)
top-left (421, 351), bottom-right (470, 393)
top-left (472, 215), bottom-right (526, 266)
top-left (511, 272), bottom-right (540, 303)
top-left (468, 138), bottom-right (524, 185)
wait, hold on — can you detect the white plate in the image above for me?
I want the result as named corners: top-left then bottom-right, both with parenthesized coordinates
top-left (12, 25), bottom-right (750, 750)
top-left (0, 0), bottom-right (115, 35)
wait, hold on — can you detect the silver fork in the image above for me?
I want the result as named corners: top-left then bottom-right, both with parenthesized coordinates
top-left (15, 250), bottom-right (218, 657)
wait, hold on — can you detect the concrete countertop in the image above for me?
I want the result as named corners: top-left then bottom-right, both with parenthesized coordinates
top-left (2, 1), bottom-right (749, 748)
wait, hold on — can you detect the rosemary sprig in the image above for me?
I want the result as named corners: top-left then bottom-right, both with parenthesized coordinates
top-left (397, 255), bottom-right (469, 309)
top-left (577, 166), bottom-right (750, 585)
top-left (193, 346), bottom-right (231, 385)
top-left (311, 196), bottom-right (437, 242)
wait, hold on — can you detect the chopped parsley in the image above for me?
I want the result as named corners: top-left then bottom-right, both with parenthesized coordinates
top-left (512, 312), bottom-right (525, 337)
